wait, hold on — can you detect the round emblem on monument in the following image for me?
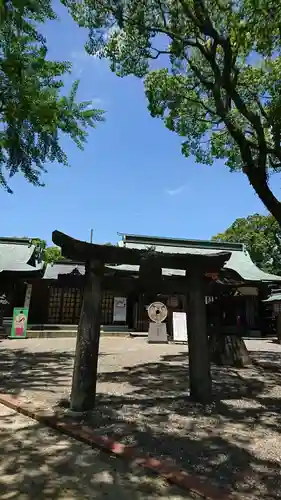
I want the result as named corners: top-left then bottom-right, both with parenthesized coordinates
top-left (148, 302), bottom-right (167, 323)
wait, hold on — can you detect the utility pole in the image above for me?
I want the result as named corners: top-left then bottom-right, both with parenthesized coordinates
top-left (90, 229), bottom-right (93, 244)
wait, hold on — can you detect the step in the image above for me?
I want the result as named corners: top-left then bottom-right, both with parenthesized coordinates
top-left (129, 331), bottom-right (148, 337)
top-left (27, 324), bottom-right (77, 332)
top-left (27, 324), bottom-right (129, 332)
top-left (26, 330), bottom-right (130, 339)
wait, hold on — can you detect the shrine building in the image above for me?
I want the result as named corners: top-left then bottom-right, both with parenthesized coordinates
top-left (1, 232), bottom-right (280, 337)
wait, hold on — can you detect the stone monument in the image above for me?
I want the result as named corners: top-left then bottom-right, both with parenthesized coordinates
top-left (147, 301), bottom-right (168, 343)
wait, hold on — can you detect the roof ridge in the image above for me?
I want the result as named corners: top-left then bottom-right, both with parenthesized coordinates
top-left (0, 237), bottom-right (32, 245)
top-left (119, 233), bottom-right (244, 251)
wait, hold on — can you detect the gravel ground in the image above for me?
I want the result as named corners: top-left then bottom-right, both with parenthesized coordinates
top-left (1, 337), bottom-right (281, 499)
top-left (0, 403), bottom-right (195, 500)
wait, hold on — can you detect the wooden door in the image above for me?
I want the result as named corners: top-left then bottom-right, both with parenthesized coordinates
top-left (47, 286), bottom-right (82, 324)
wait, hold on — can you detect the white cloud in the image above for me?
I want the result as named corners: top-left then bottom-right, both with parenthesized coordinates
top-left (70, 50), bottom-right (97, 76)
top-left (71, 50), bottom-right (96, 62)
top-left (165, 184), bottom-right (188, 196)
top-left (84, 97), bottom-right (104, 110)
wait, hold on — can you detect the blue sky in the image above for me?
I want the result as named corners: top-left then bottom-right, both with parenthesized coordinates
top-left (0, 1), bottom-right (274, 245)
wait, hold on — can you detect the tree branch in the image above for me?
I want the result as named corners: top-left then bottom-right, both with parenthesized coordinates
top-left (150, 48), bottom-right (170, 59)
top-left (156, 0), bottom-right (168, 28)
top-left (187, 58), bottom-right (214, 89)
top-left (255, 96), bottom-right (269, 120)
top-left (178, 0), bottom-right (202, 28)
top-left (173, 75), bottom-right (219, 117)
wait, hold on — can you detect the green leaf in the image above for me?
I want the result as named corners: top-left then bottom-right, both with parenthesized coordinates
top-left (0, 0), bottom-right (105, 192)
top-left (63, 0), bottom-right (281, 223)
top-left (212, 213), bottom-right (281, 275)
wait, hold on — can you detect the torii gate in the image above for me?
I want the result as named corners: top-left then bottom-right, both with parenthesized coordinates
top-left (52, 230), bottom-right (231, 412)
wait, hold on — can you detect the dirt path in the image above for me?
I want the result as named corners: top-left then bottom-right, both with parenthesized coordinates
top-left (0, 403), bottom-right (195, 500)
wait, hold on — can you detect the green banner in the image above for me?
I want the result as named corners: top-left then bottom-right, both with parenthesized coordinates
top-left (10, 307), bottom-right (29, 339)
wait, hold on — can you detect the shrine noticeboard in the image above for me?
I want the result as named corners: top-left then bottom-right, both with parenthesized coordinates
top-left (172, 312), bottom-right (188, 342)
top-left (113, 297), bottom-right (127, 322)
top-left (10, 307), bottom-right (29, 339)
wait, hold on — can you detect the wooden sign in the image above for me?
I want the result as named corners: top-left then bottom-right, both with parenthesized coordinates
top-left (10, 307), bottom-right (29, 339)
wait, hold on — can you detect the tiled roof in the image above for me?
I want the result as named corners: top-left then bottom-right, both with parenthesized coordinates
top-left (119, 237), bottom-right (281, 283)
top-left (0, 238), bottom-right (43, 273)
top-left (43, 262), bottom-right (85, 279)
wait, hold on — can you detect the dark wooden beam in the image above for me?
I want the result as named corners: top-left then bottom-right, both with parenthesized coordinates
top-left (52, 230), bottom-right (231, 271)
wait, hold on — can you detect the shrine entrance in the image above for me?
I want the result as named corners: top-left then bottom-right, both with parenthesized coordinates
top-left (52, 230), bottom-right (232, 412)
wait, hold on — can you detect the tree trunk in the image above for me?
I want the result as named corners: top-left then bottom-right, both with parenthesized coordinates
top-left (246, 170), bottom-right (281, 226)
top-left (209, 330), bottom-right (252, 367)
top-left (70, 260), bottom-right (103, 412)
top-left (187, 271), bottom-right (212, 403)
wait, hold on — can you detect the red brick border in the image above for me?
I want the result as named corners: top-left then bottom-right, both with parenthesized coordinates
top-left (0, 393), bottom-right (231, 500)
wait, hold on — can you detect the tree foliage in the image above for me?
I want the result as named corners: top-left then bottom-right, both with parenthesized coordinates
top-left (0, 0), bottom-right (104, 192)
top-left (44, 245), bottom-right (63, 264)
top-left (64, 0), bottom-right (281, 223)
top-left (212, 213), bottom-right (281, 275)
top-left (31, 238), bottom-right (63, 263)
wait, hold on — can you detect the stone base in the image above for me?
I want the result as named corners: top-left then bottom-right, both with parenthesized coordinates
top-left (209, 333), bottom-right (252, 367)
top-left (148, 322), bottom-right (168, 343)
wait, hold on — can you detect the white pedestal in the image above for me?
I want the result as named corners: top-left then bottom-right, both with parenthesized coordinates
top-left (148, 322), bottom-right (168, 343)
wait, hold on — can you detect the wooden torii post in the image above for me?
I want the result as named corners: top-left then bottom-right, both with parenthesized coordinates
top-left (188, 269), bottom-right (212, 403)
top-left (70, 259), bottom-right (104, 411)
top-left (52, 230), bottom-right (232, 411)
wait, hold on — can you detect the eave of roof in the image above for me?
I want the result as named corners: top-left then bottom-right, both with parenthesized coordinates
top-left (0, 241), bottom-right (40, 273)
top-left (263, 294), bottom-right (281, 303)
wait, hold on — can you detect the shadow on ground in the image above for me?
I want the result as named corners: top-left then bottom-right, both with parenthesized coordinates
top-left (85, 349), bottom-right (281, 500)
top-left (0, 348), bottom-right (73, 396)
top-left (1, 344), bottom-right (281, 499)
top-left (0, 348), bottom-right (108, 396)
top-left (0, 405), bottom-right (191, 500)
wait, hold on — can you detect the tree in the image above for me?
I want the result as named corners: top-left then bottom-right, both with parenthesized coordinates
top-left (212, 213), bottom-right (281, 275)
top-left (44, 245), bottom-right (63, 264)
top-left (31, 238), bottom-right (63, 263)
top-left (64, 0), bottom-right (281, 224)
top-left (0, 0), bottom-right (104, 192)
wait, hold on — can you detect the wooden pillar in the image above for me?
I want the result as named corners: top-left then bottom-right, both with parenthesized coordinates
top-left (187, 270), bottom-right (212, 404)
top-left (24, 283), bottom-right (32, 309)
top-left (277, 311), bottom-right (281, 344)
top-left (70, 259), bottom-right (104, 412)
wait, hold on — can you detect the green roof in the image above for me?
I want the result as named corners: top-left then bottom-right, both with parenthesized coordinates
top-left (118, 234), bottom-right (281, 283)
top-left (0, 238), bottom-right (43, 273)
